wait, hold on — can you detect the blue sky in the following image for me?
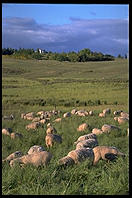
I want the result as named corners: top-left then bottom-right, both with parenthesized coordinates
top-left (2, 4), bottom-right (129, 56)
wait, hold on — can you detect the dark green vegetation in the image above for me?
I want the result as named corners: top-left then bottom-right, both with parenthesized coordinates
top-left (2, 56), bottom-right (129, 195)
top-left (2, 48), bottom-right (115, 61)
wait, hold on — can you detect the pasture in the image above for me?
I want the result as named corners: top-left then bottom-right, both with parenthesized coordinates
top-left (2, 56), bottom-right (129, 195)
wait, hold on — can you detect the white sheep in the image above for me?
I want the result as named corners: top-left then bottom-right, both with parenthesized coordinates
top-left (2, 151), bottom-right (23, 163)
top-left (75, 138), bottom-right (98, 150)
top-left (74, 133), bottom-right (97, 145)
top-left (45, 133), bottom-right (62, 148)
top-left (27, 145), bottom-right (46, 155)
top-left (92, 128), bottom-right (103, 135)
top-left (77, 123), bottom-right (88, 132)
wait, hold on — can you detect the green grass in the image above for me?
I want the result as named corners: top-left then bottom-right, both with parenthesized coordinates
top-left (2, 56), bottom-right (129, 195)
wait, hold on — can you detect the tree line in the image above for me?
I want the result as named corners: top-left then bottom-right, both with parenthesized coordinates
top-left (2, 47), bottom-right (119, 62)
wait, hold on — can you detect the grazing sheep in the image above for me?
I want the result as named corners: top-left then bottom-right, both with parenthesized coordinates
top-left (59, 156), bottom-right (75, 166)
top-left (89, 111), bottom-right (93, 116)
top-left (74, 133), bottom-right (97, 145)
top-left (2, 128), bottom-right (12, 136)
top-left (101, 124), bottom-right (120, 133)
top-left (27, 145), bottom-right (46, 155)
top-left (118, 117), bottom-right (129, 124)
top-left (103, 108), bottom-right (111, 114)
top-left (99, 112), bottom-right (106, 117)
top-left (10, 151), bottom-right (52, 167)
top-left (113, 110), bottom-right (123, 116)
top-left (77, 123), bottom-right (88, 132)
top-left (67, 148), bottom-right (94, 164)
top-left (92, 128), bottom-right (103, 135)
top-left (45, 133), bottom-right (62, 148)
top-left (63, 112), bottom-right (71, 118)
top-left (46, 126), bottom-right (57, 134)
top-left (120, 112), bottom-right (129, 119)
top-left (75, 138), bottom-right (98, 150)
top-left (71, 109), bottom-right (77, 115)
top-left (10, 132), bottom-right (23, 139)
top-left (26, 122), bottom-right (40, 130)
top-left (53, 118), bottom-right (62, 122)
top-left (2, 151), bottom-right (23, 163)
top-left (93, 146), bottom-right (125, 165)
top-left (36, 111), bottom-right (45, 116)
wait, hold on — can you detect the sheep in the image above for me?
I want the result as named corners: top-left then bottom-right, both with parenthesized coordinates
top-left (101, 124), bottom-right (120, 133)
top-left (10, 151), bottom-right (52, 167)
top-left (92, 128), bottom-right (103, 135)
top-left (103, 108), bottom-right (111, 114)
top-left (25, 112), bottom-right (34, 117)
top-left (36, 111), bottom-right (45, 116)
top-left (25, 122), bottom-right (40, 130)
top-left (99, 112), bottom-right (106, 117)
top-left (74, 133), bottom-right (97, 145)
top-left (39, 119), bottom-right (47, 124)
top-left (10, 132), bottom-right (23, 139)
top-left (2, 128), bottom-right (12, 136)
top-left (45, 133), bottom-right (62, 148)
top-left (63, 112), bottom-right (71, 118)
top-left (77, 123), bottom-right (89, 132)
top-left (113, 110), bottom-right (123, 116)
top-left (75, 138), bottom-right (98, 150)
top-left (58, 156), bottom-right (75, 167)
top-left (67, 148), bottom-right (94, 164)
top-left (27, 145), bottom-right (46, 155)
top-left (118, 117), bottom-right (129, 124)
top-left (71, 109), bottom-right (77, 115)
top-left (89, 110), bottom-right (93, 116)
top-left (53, 118), bottom-right (62, 122)
top-left (2, 151), bottom-right (23, 163)
top-left (93, 146), bottom-right (125, 165)
top-left (24, 116), bottom-right (34, 120)
top-left (46, 126), bottom-right (57, 134)
top-left (120, 112), bottom-right (129, 119)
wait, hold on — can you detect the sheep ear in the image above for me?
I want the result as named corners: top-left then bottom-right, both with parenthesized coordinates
top-left (105, 153), bottom-right (117, 161)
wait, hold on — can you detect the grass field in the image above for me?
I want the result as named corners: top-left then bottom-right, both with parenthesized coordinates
top-left (2, 56), bottom-right (129, 195)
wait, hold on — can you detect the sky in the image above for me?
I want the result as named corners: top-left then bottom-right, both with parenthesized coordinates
top-left (2, 4), bottom-right (129, 56)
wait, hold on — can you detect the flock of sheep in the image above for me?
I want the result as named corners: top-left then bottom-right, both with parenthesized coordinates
top-left (2, 107), bottom-right (129, 169)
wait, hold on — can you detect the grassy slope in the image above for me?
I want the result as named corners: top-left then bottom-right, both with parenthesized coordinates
top-left (2, 56), bottom-right (129, 195)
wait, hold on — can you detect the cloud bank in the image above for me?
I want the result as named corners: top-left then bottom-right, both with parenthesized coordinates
top-left (2, 17), bottom-right (129, 56)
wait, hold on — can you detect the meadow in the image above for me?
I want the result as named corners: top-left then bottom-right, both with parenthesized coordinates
top-left (2, 56), bottom-right (129, 195)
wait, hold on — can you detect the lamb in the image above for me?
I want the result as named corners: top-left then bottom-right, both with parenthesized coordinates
top-left (101, 124), bottom-right (120, 133)
top-left (77, 123), bottom-right (89, 132)
top-left (75, 138), bottom-right (98, 150)
top-left (93, 146), bottom-right (125, 165)
top-left (10, 151), bottom-right (52, 167)
top-left (67, 148), bottom-right (94, 164)
top-left (27, 145), bottom-right (46, 155)
top-left (74, 133), bottom-right (97, 145)
top-left (2, 128), bottom-right (12, 136)
top-left (25, 122), bottom-right (40, 130)
top-left (92, 128), bottom-right (103, 135)
top-left (45, 133), bottom-right (62, 148)
top-left (118, 117), bottom-right (129, 124)
top-left (2, 151), bottom-right (23, 163)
